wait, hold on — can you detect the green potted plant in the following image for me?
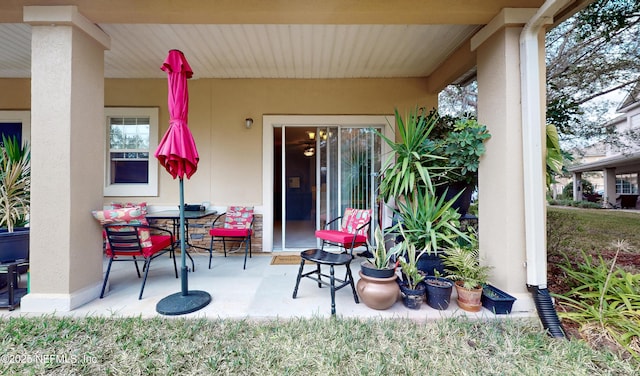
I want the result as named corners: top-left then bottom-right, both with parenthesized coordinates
top-left (0, 135), bottom-right (31, 283)
top-left (428, 111), bottom-right (491, 216)
top-left (393, 187), bottom-right (469, 276)
top-left (395, 229), bottom-right (427, 310)
top-left (441, 231), bottom-right (492, 312)
top-left (376, 106), bottom-right (446, 206)
top-left (376, 106), bottom-right (469, 276)
top-left (361, 226), bottom-right (400, 278)
top-left (356, 227), bottom-right (401, 310)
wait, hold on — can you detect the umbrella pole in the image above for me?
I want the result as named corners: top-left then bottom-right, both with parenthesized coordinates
top-left (179, 178), bottom-right (188, 296)
top-left (156, 178), bottom-right (212, 315)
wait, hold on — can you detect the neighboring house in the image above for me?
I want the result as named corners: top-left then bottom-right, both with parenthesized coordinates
top-left (0, 1), bottom-right (589, 313)
top-left (568, 82), bottom-right (640, 208)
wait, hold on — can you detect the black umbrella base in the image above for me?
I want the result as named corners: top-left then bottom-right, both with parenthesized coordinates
top-left (156, 290), bottom-right (212, 316)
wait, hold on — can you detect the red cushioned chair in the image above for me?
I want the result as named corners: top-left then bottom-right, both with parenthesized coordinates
top-left (208, 206), bottom-right (254, 270)
top-left (100, 224), bottom-right (177, 300)
top-left (315, 208), bottom-right (372, 255)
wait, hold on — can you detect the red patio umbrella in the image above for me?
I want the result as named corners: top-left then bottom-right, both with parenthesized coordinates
top-left (155, 50), bottom-right (211, 315)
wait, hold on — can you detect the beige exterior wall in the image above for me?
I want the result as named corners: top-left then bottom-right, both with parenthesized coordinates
top-left (0, 79), bottom-right (30, 109)
top-left (104, 77), bottom-right (435, 206)
top-left (4, 77), bottom-right (435, 207)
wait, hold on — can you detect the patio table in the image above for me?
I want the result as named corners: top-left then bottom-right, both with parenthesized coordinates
top-left (146, 209), bottom-right (217, 271)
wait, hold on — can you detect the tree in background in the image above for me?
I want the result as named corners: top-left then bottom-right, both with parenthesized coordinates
top-left (546, 0), bottom-right (640, 147)
top-left (439, 0), bottom-right (640, 149)
top-left (562, 179), bottom-right (595, 200)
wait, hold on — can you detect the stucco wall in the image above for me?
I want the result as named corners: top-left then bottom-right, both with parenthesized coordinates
top-left (3, 76), bottom-right (434, 206)
top-left (102, 77), bottom-right (435, 206)
top-left (0, 79), bottom-right (30, 109)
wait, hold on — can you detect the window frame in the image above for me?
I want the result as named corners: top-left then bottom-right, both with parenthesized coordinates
top-left (0, 111), bottom-right (31, 143)
top-left (104, 107), bottom-right (159, 197)
top-left (616, 174), bottom-right (638, 195)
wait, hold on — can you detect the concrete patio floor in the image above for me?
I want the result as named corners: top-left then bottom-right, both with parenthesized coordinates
top-left (3, 252), bottom-right (537, 320)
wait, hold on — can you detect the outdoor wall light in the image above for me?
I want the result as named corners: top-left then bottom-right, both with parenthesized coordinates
top-left (245, 118), bottom-right (253, 129)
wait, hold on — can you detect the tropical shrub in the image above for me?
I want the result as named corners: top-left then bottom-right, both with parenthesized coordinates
top-left (0, 135), bottom-right (30, 232)
top-left (553, 242), bottom-right (640, 361)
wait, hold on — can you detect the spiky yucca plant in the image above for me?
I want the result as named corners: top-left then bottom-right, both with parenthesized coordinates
top-left (376, 107), bottom-right (447, 205)
top-left (0, 135), bottom-right (30, 232)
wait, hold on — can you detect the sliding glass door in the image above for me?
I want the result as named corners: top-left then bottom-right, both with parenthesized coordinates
top-left (275, 125), bottom-right (381, 250)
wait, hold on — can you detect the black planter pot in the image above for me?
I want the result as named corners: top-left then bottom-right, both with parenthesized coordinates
top-left (416, 252), bottom-right (445, 276)
top-left (435, 181), bottom-right (474, 216)
top-left (0, 228), bottom-right (30, 289)
top-left (398, 281), bottom-right (426, 310)
top-left (482, 284), bottom-right (517, 314)
top-left (424, 276), bottom-right (453, 310)
top-left (360, 261), bottom-right (396, 279)
top-left (0, 228), bottom-right (29, 264)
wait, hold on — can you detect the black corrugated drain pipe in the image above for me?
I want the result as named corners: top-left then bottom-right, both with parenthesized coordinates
top-left (528, 285), bottom-right (565, 338)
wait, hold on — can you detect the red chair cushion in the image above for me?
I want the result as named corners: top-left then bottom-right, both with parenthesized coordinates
top-left (210, 228), bottom-right (252, 237)
top-left (315, 230), bottom-right (367, 248)
top-left (108, 234), bottom-right (172, 259)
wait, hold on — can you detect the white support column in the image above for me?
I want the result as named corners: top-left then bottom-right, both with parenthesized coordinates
top-left (604, 168), bottom-right (617, 207)
top-left (20, 6), bottom-right (110, 312)
top-left (572, 172), bottom-right (582, 201)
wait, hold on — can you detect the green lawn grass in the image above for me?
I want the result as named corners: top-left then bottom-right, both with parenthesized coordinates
top-left (1, 206), bottom-right (639, 375)
top-left (547, 206), bottom-right (640, 252)
top-left (0, 316), bottom-right (638, 375)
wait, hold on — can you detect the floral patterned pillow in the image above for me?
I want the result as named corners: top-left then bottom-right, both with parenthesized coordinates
top-left (223, 206), bottom-right (254, 230)
top-left (92, 206), bottom-right (145, 225)
top-left (341, 208), bottom-right (371, 236)
top-left (111, 201), bottom-right (148, 215)
top-left (91, 207), bottom-right (152, 251)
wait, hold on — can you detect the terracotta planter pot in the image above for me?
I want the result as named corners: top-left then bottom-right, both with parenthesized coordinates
top-left (356, 271), bottom-right (399, 310)
top-left (454, 281), bottom-right (482, 312)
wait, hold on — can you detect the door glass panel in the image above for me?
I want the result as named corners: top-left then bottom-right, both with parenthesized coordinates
top-left (318, 127), bottom-right (339, 232)
top-left (275, 124), bottom-right (382, 251)
top-left (284, 127), bottom-right (317, 248)
top-left (318, 127), bottom-right (380, 234)
top-left (340, 128), bottom-right (381, 229)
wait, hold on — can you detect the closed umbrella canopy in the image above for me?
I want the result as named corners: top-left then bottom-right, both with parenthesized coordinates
top-left (155, 49), bottom-right (199, 179)
top-left (155, 50), bottom-right (210, 315)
